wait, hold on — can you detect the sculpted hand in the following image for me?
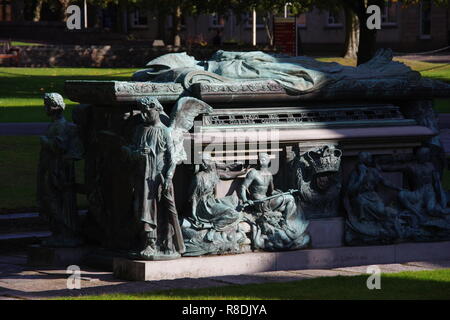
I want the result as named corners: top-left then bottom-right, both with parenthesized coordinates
top-left (163, 177), bottom-right (172, 191)
top-left (245, 200), bottom-right (254, 206)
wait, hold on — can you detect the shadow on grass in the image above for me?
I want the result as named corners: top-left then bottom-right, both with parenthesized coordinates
top-left (0, 106), bottom-right (77, 122)
top-left (0, 136), bottom-right (87, 212)
top-left (6, 269), bottom-right (444, 300)
top-left (0, 70), bottom-right (136, 122)
top-left (94, 271), bottom-right (450, 300)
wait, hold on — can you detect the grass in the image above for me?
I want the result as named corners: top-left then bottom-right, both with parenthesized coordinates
top-left (0, 136), bottom-right (86, 213)
top-left (59, 269), bottom-right (450, 300)
top-left (0, 67), bottom-right (137, 122)
top-left (10, 41), bottom-right (43, 47)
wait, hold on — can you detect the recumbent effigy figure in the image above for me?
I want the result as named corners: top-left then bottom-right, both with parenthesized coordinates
top-left (37, 93), bottom-right (84, 247)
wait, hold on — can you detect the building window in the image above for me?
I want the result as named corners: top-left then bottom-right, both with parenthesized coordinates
top-left (326, 11), bottom-right (342, 27)
top-left (381, 1), bottom-right (398, 25)
top-left (210, 13), bottom-right (225, 28)
top-left (0, 0), bottom-right (12, 22)
top-left (244, 12), bottom-right (265, 28)
top-left (420, 0), bottom-right (431, 39)
top-left (130, 9), bottom-right (148, 28)
top-left (167, 15), bottom-right (186, 29)
top-left (297, 13), bottom-right (306, 28)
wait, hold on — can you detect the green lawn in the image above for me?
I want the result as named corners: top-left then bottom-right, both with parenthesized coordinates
top-left (0, 67), bottom-right (137, 122)
top-left (60, 269), bottom-right (450, 300)
top-left (10, 41), bottom-right (43, 47)
top-left (0, 136), bottom-right (86, 213)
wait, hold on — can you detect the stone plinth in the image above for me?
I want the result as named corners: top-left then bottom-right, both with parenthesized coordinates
top-left (307, 217), bottom-right (344, 248)
top-left (27, 245), bottom-right (92, 267)
top-left (113, 241), bottom-right (450, 281)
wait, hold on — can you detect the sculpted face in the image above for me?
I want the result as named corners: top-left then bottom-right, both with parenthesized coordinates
top-left (142, 107), bottom-right (160, 124)
top-left (139, 98), bottom-right (162, 125)
top-left (315, 173), bottom-right (336, 192)
top-left (201, 153), bottom-right (214, 171)
top-left (258, 153), bottom-right (270, 168)
top-left (358, 152), bottom-right (373, 166)
top-left (43, 93), bottom-right (65, 118)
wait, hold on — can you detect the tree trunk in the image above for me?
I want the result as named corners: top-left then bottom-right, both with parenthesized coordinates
top-left (93, 7), bottom-right (103, 28)
top-left (12, 0), bottom-right (25, 22)
top-left (58, 0), bottom-right (71, 21)
top-left (356, 11), bottom-right (377, 65)
top-left (33, 0), bottom-right (44, 22)
top-left (353, 0), bottom-right (383, 65)
top-left (117, 0), bottom-right (128, 34)
top-left (157, 10), bottom-right (167, 43)
top-left (343, 7), bottom-right (359, 59)
top-left (172, 6), bottom-right (182, 47)
top-left (263, 12), bottom-right (273, 47)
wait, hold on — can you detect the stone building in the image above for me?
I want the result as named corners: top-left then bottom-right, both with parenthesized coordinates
top-left (1, 1), bottom-right (449, 54)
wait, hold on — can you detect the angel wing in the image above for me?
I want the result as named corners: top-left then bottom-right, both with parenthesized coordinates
top-left (169, 97), bottom-right (213, 164)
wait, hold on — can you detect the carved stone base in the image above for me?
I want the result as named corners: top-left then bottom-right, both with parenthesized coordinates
top-left (129, 250), bottom-right (181, 261)
top-left (307, 217), bottom-right (344, 248)
top-left (113, 241), bottom-right (450, 281)
top-left (27, 245), bottom-right (92, 267)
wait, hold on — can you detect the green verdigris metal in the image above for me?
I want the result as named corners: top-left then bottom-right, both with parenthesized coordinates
top-left (287, 145), bottom-right (343, 219)
top-left (37, 93), bottom-right (84, 247)
top-left (181, 153), bottom-right (249, 256)
top-left (345, 149), bottom-right (450, 245)
top-left (239, 153), bottom-right (310, 251)
top-left (121, 96), bottom-right (212, 260)
top-left (36, 49), bottom-right (450, 258)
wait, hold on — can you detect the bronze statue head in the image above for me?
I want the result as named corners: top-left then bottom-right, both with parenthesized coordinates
top-left (257, 153), bottom-right (271, 169)
top-left (358, 152), bottom-right (373, 167)
top-left (43, 93), bottom-right (65, 117)
top-left (200, 152), bottom-right (214, 171)
top-left (138, 97), bottom-right (163, 125)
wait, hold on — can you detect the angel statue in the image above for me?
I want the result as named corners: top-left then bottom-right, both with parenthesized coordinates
top-left (122, 96), bottom-right (212, 260)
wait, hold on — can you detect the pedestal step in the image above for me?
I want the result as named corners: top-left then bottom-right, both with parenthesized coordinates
top-left (113, 241), bottom-right (450, 281)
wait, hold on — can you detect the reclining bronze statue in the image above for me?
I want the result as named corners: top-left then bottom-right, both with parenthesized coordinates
top-left (36, 49), bottom-right (450, 261)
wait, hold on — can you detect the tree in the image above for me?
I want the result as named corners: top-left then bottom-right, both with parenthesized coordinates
top-left (343, 6), bottom-right (359, 59)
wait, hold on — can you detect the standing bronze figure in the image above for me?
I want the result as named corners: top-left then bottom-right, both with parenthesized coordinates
top-left (123, 96), bottom-right (212, 260)
top-left (239, 153), bottom-right (310, 251)
top-left (37, 93), bottom-right (84, 247)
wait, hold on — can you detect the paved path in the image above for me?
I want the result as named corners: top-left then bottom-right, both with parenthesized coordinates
top-left (397, 53), bottom-right (450, 64)
top-left (0, 122), bottom-right (47, 136)
top-left (0, 252), bottom-right (449, 300)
